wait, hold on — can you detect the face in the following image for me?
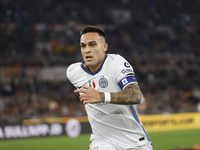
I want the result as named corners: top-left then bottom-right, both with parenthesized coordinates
top-left (80, 32), bottom-right (108, 73)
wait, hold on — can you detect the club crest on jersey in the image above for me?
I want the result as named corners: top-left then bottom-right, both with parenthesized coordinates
top-left (99, 75), bottom-right (108, 88)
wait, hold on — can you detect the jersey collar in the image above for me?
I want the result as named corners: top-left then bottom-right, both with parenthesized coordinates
top-left (81, 54), bottom-right (108, 75)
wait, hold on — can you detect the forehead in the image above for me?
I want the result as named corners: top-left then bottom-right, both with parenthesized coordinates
top-left (80, 32), bottom-right (103, 43)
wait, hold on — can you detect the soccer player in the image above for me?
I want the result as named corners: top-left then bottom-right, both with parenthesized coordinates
top-left (66, 25), bottom-right (153, 150)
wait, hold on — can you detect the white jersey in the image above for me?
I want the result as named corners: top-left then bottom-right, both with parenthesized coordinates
top-left (66, 54), bottom-right (151, 149)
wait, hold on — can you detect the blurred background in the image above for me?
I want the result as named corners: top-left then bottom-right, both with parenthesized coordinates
top-left (0, 0), bottom-right (200, 126)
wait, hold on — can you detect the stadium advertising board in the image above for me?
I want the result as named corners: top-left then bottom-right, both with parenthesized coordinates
top-left (140, 112), bottom-right (200, 132)
top-left (0, 113), bottom-right (199, 139)
top-left (0, 119), bottom-right (91, 140)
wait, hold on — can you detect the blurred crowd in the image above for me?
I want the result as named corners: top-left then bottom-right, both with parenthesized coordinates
top-left (0, 0), bottom-right (200, 124)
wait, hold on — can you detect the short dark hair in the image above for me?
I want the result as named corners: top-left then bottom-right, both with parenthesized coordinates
top-left (80, 25), bottom-right (106, 40)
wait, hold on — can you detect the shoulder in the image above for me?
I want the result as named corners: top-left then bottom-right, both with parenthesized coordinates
top-left (106, 54), bottom-right (135, 81)
top-left (66, 62), bottom-right (82, 80)
top-left (107, 54), bottom-right (125, 61)
top-left (106, 54), bottom-right (125, 65)
top-left (107, 54), bottom-right (129, 67)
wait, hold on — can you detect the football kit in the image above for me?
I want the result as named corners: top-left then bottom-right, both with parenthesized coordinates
top-left (66, 54), bottom-right (152, 149)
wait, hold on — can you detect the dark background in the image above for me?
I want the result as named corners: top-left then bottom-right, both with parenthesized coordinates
top-left (0, 0), bottom-right (199, 124)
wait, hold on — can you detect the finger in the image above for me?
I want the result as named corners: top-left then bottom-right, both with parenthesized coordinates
top-left (79, 96), bottom-right (85, 102)
top-left (82, 86), bottom-right (90, 90)
top-left (79, 94), bottom-right (85, 99)
top-left (83, 100), bottom-right (89, 105)
top-left (74, 89), bottom-right (87, 93)
top-left (80, 98), bottom-right (84, 102)
top-left (79, 95), bottom-right (87, 102)
top-left (80, 98), bottom-right (87, 104)
top-left (74, 89), bottom-right (80, 93)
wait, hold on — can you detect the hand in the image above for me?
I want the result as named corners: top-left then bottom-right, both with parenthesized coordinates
top-left (74, 86), bottom-right (102, 104)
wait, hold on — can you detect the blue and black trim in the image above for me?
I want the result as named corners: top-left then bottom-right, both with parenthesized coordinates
top-left (80, 54), bottom-right (108, 75)
top-left (129, 105), bottom-right (150, 142)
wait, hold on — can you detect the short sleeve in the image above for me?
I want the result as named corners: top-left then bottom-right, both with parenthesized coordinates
top-left (66, 64), bottom-right (73, 82)
top-left (66, 62), bottom-right (81, 85)
top-left (111, 55), bottom-right (137, 89)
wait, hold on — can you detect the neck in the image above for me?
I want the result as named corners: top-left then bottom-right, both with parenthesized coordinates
top-left (85, 54), bottom-right (107, 73)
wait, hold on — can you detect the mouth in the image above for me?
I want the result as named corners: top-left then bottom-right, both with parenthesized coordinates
top-left (85, 56), bottom-right (93, 61)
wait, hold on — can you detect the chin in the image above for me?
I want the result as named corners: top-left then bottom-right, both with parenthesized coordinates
top-left (85, 62), bottom-right (92, 67)
top-left (86, 63), bottom-right (93, 67)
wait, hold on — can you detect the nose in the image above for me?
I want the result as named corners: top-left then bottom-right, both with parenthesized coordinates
top-left (84, 46), bottom-right (91, 54)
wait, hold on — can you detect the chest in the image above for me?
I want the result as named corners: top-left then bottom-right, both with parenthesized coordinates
top-left (74, 72), bottom-right (120, 92)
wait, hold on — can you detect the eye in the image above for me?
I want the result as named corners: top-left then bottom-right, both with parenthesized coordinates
top-left (80, 44), bottom-right (86, 48)
top-left (90, 43), bottom-right (96, 47)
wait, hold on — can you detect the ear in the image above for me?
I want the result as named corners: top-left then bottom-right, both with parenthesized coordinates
top-left (103, 42), bottom-right (108, 52)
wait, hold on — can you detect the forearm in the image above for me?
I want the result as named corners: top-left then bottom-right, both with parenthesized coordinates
top-left (100, 83), bottom-right (141, 105)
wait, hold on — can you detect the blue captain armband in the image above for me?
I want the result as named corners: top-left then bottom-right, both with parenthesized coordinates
top-left (118, 76), bottom-right (137, 89)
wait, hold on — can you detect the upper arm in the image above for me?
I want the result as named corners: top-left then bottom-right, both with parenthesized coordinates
top-left (107, 55), bottom-right (142, 104)
top-left (111, 55), bottom-right (138, 90)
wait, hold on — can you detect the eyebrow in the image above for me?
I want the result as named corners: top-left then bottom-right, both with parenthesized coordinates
top-left (80, 41), bottom-right (97, 45)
